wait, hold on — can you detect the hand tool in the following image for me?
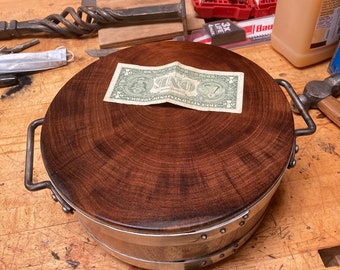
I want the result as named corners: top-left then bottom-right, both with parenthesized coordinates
top-left (0, 74), bottom-right (18, 87)
top-left (85, 48), bottom-right (118, 58)
top-left (291, 73), bottom-right (340, 127)
top-left (0, 0), bottom-right (188, 40)
top-left (0, 38), bottom-right (39, 54)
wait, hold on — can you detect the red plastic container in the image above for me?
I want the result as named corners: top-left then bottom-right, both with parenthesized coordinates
top-left (191, 0), bottom-right (276, 20)
top-left (252, 0), bottom-right (277, 18)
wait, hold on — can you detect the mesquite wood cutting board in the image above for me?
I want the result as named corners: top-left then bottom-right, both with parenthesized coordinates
top-left (41, 41), bottom-right (294, 232)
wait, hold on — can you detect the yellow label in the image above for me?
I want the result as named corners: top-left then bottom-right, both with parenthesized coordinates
top-left (311, 0), bottom-right (340, 48)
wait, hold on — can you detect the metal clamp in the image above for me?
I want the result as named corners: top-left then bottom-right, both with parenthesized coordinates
top-left (275, 79), bottom-right (316, 168)
top-left (24, 118), bottom-right (73, 213)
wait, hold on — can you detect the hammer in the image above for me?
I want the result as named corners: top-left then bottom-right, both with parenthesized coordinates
top-left (291, 73), bottom-right (340, 127)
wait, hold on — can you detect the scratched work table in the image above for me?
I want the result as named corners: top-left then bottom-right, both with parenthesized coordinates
top-left (0, 0), bottom-right (340, 269)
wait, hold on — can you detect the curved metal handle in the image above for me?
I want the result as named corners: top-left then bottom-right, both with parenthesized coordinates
top-left (276, 79), bottom-right (316, 136)
top-left (24, 118), bottom-right (73, 213)
top-left (275, 79), bottom-right (316, 168)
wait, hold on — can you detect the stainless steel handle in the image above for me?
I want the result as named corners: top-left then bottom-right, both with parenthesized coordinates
top-left (275, 79), bottom-right (316, 168)
top-left (24, 118), bottom-right (73, 213)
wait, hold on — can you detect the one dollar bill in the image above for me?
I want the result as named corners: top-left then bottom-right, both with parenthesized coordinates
top-left (104, 61), bottom-right (244, 113)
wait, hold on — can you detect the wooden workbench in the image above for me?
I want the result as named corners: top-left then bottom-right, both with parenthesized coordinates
top-left (0, 1), bottom-right (339, 269)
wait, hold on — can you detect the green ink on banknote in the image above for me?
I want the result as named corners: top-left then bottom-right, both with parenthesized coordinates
top-left (104, 61), bottom-right (244, 113)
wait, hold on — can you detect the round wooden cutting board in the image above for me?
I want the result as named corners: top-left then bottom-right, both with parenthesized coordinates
top-left (41, 41), bottom-right (294, 232)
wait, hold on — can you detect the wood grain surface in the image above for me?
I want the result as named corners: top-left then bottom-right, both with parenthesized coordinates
top-left (41, 41), bottom-right (294, 232)
top-left (317, 96), bottom-right (340, 127)
top-left (0, 0), bottom-right (339, 269)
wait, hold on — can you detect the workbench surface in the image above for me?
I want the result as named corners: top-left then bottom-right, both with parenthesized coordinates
top-left (0, 1), bottom-right (339, 269)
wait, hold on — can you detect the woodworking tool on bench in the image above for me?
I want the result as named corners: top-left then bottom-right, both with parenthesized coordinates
top-left (291, 73), bottom-right (340, 127)
top-left (0, 38), bottom-right (39, 54)
top-left (0, 0), bottom-right (188, 40)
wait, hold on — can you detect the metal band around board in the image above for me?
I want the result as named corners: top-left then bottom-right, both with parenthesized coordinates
top-left (81, 213), bottom-right (264, 270)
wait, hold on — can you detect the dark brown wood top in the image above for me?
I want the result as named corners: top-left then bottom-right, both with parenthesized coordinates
top-left (41, 41), bottom-right (294, 232)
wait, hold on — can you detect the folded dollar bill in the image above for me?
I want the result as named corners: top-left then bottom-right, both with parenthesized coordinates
top-left (104, 61), bottom-right (244, 113)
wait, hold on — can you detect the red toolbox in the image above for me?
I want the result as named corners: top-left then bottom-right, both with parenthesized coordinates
top-left (191, 0), bottom-right (277, 20)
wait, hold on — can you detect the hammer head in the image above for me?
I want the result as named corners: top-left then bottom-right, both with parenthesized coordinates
top-left (291, 73), bottom-right (340, 113)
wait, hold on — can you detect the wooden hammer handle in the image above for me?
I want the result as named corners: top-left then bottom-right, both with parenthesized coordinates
top-left (317, 95), bottom-right (340, 127)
